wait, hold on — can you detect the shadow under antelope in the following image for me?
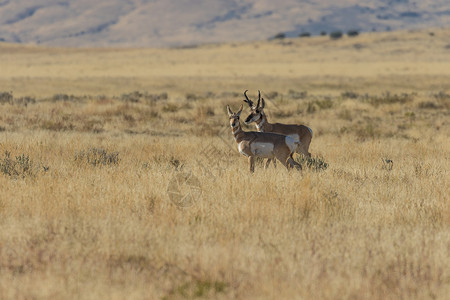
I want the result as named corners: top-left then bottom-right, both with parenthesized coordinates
top-left (227, 104), bottom-right (301, 173)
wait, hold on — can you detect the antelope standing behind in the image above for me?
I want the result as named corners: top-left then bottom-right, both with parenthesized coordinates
top-left (243, 90), bottom-right (313, 167)
top-left (227, 104), bottom-right (301, 173)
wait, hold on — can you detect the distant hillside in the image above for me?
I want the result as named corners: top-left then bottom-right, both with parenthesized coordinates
top-left (1, 0), bottom-right (450, 47)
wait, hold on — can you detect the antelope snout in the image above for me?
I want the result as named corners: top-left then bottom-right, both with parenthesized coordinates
top-left (244, 116), bottom-right (253, 125)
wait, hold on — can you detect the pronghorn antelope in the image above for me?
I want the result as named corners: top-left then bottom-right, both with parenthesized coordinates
top-left (243, 90), bottom-right (313, 167)
top-left (227, 104), bottom-right (302, 173)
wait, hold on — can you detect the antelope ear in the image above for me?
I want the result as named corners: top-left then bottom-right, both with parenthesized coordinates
top-left (236, 104), bottom-right (243, 116)
top-left (226, 105), bottom-right (233, 116)
top-left (260, 98), bottom-right (265, 109)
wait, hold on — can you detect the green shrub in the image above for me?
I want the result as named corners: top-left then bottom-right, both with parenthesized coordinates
top-left (164, 279), bottom-right (228, 299)
top-left (0, 92), bottom-right (36, 106)
top-left (0, 91), bottom-right (13, 104)
top-left (186, 93), bottom-right (200, 101)
top-left (418, 101), bottom-right (440, 109)
top-left (330, 31), bottom-right (343, 40)
top-left (273, 32), bottom-right (286, 39)
top-left (306, 98), bottom-right (333, 112)
top-left (296, 155), bottom-right (328, 172)
top-left (0, 151), bottom-right (42, 179)
top-left (51, 94), bottom-right (84, 102)
top-left (432, 91), bottom-right (450, 100)
top-left (74, 148), bottom-right (120, 167)
top-left (40, 120), bottom-right (74, 131)
top-left (341, 91), bottom-right (359, 99)
top-left (347, 30), bottom-right (359, 37)
top-left (15, 96), bottom-right (36, 106)
top-left (120, 91), bottom-right (168, 103)
top-left (364, 92), bottom-right (414, 106)
top-left (316, 98), bottom-right (333, 109)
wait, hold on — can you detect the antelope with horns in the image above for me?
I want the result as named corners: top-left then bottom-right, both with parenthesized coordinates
top-left (227, 104), bottom-right (302, 173)
top-left (243, 90), bottom-right (313, 167)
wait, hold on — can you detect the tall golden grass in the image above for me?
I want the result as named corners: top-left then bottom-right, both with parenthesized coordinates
top-left (0, 29), bottom-right (449, 299)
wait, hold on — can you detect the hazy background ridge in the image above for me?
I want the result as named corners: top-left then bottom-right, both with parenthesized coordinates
top-left (1, 0), bottom-right (450, 47)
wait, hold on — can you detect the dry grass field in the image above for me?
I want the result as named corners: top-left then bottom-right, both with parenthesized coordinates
top-left (0, 29), bottom-right (449, 299)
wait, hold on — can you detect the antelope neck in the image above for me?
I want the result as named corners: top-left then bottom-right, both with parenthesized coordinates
top-left (232, 122), bottom-right (245, 142)
top-left (255, 114), bottom-right (268, 132)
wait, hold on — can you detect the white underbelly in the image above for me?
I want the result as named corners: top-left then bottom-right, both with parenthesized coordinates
top-left (238, 141), bottom-right (248, 156)
top-left (287, 134), bottom-right (299, 143)
top-left (251, 142), bottom-right (275, 158)
top-left (284, 136), bottom-right (297, 153)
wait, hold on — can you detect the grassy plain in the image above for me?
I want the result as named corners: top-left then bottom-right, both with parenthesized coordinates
top-left (0, 29), bottom-right (449, 299)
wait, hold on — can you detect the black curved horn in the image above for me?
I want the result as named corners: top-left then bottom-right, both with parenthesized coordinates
top-left (256, 90), bottom-right (261, 109)
top-left (243, 90), bottom-right (254, 107)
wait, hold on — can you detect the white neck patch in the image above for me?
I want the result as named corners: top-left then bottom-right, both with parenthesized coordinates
top-left (256, 118), bottom-right (265, 131)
